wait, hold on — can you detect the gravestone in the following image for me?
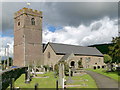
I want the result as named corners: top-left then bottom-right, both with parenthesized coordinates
top-left (59, 63), bottom-right (64, 88)
top-left (10, 78), bottom-right (15, 90)
top-left (34, 83), bottom-right (38, 90)
top-left (67, 68), bottom-right (74, 84)
top-left (71, 67), bottom-right (75, 76)
top-left (66, 76), bottom-right (74, 84)
top-left (69, 68), bottom-right (71, 77)
top-left (25, 66), bottom-right (31, 83)
top-left (56, 80), bottom-right (58, 90)
top-left (58, 53), bottom-right (74, 89)
top-left (107, 63), bottom-right (112, 71)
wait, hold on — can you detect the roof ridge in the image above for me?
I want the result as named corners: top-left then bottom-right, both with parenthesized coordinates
top-left (49, 42), bottom-right (97, 49)
top-left (49, 42), bottom-right (85, 47)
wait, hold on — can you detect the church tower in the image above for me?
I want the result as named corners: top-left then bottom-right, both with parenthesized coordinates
top-left (13, 8), bottom-right (43, 67)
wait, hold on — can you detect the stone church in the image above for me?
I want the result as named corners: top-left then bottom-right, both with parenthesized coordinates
top-left (13, 8), bottom-right (105, 69)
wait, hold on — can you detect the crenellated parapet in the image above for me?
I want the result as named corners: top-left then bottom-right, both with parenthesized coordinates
top-left (14, 7), bottom-right (42, 18)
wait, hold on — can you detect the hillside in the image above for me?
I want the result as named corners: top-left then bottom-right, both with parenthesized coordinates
top-left (89, 43), bottom-right (114, 54)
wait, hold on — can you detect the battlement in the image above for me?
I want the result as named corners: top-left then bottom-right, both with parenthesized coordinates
top-left (14, 7), bottom-right (42, 18)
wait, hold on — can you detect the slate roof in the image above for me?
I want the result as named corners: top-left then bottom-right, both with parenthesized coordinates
top-left (49, 42), bottom-right (103, 57)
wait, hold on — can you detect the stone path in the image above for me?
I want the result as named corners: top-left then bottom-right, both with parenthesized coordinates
top-left (86, 70), bottom-right (119, 89)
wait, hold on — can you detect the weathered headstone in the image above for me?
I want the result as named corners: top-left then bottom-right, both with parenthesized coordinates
top-left (107, 63), bottom-right (112, 71)
top-left (58, 53), bottom-right (74, 89)
top-left (25, 66), bottom-right (31, 83)
top-left (59, 63), bottom-right (62, 85)
top-left (66, 76), bottom-right (74, 84)
top-left (59, 63), bottom-right (64, 88)
top-left (69, 68), bottom-right (71, 77)
top-left (56, 80), bottom-right (58, 90)
top-left (67, 68), bottom-right (74, 84)
top-left (10, 78), bottom-right (15, 90)
top-left (34, 83), bottom-right (38, 90)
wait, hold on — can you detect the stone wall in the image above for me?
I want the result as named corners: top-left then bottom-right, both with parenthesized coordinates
top-left (66, 55), bottom-right (104, 69)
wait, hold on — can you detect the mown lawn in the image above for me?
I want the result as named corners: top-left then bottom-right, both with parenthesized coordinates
top-left (14, 72), bottom-right (57, 88)
top-left (8, 71), bottom-right (97, 89)
top-left (87, 69), bottom-right (120, 82)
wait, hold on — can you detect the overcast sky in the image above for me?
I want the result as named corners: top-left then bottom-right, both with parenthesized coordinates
top-left (0, 2), bottom-right (119, 57)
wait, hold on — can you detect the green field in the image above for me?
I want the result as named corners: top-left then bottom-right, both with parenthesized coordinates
top-left (87, 69), bottom-right (120, 82)
top-left (8, 72), bottom-right (97, 89)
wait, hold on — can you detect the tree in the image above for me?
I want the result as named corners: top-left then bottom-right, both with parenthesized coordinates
top-left (43, 65), bottom-right (50, 72)
top-left (109, 37), bottom-right (120, 64)
top-left (104, 54), bottom-right (113, 71)
top-left (78, 60), bottom-right (83, 68)
top-left (54, 64), bottom-right (59, 76)
top-left (104, 54), bottom-right (112, 64)
top-left (64, 62), bottom-right (69, 76)
top-left (54, 62), bottom-right (69, 76)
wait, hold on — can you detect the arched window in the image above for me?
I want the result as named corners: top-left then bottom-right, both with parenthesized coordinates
top-left (48, 52), bottom-right (50, 58)
top-left (31, 18), bottom-right (35, 25)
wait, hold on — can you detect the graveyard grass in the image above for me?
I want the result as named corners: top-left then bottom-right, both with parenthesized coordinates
top-left (14, 72), bottom-right (57, 88)
top-left (9, 72), bottom-right (97, 88)
top-left (65, 74), bottom-right (97, 88)
top-left (87, 69), bottom-right (120, 82)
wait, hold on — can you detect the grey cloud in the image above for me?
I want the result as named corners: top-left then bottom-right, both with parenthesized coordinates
top-left (2, 2), bottom-right (118, 35)
top-left (91, 22), bottom-right (102, 31)
top-left (43, 17), bottom-right (118, 46)
top-left (45, 2), bottom-right (118, 26)
top-left (1, 2), bottom-right (118, 57)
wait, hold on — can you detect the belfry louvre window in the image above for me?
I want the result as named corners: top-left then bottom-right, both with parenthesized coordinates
top-left (18, 22), bottom-right (20, 26)
top-left (31, 18), bottom-right (35, 25)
